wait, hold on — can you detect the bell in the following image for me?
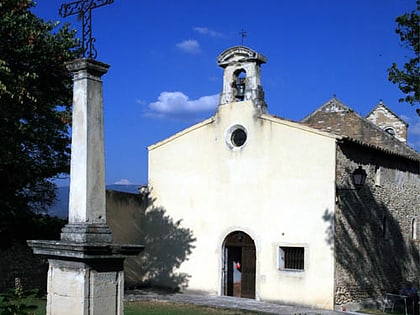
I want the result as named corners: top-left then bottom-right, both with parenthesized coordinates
top-left (236, 77), bottom-right (245, 100)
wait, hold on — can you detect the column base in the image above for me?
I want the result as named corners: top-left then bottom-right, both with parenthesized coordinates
top-left (61, 223), bottom-right (113, 243)
top-left (27, 240), bottom-right (144, 315)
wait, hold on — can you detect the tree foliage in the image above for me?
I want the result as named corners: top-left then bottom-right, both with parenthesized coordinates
top-left (388, 0), bottom-right (420, 115)
top-left (0, 0), bottom-right (79, 236)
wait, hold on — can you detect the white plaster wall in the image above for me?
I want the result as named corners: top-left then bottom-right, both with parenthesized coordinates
top-left (148, 101), bottom-right (337, 309)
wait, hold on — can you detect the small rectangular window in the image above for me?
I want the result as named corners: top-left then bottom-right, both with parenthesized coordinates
top-left (279, 246), bottom-right (304, 271)
top-left (375, 166), bottom-right (382, 187)
top-left (412, 218), bottom-right (418, 240)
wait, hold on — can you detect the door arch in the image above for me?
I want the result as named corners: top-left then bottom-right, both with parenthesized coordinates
top-left (222, 231), bottom-right (256, 299)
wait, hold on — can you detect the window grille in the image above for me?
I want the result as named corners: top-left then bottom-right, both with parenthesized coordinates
top-left (279, 246), bottom-right (304, 271)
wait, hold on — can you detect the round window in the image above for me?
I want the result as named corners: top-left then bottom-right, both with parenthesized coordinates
top-left (385, 127), bottom-right (395, 136)
top-left (231, 128), bottom-right (247, 147)
top-left (226, 125), bottom-right (248, 149)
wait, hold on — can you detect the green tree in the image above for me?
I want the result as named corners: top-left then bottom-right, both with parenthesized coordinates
top-left (0, 0), bottom-right (79, 242)
top-left (388, 0), bottom-right (420, 116)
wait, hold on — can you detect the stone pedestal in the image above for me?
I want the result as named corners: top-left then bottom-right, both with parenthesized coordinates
top-left (28, 58), bottom-right (144, 315)
top-left (28, 241), bottom-right (142, 315)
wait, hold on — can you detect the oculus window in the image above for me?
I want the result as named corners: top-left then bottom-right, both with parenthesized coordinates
top-left (231, 128), bottom-right (247, 147)
top-left (385, 127), bottom-right (396, 136)
top-left (226, 125), bottom-right (248, 149)
top-left (279, 246), bottom-right (304, 271)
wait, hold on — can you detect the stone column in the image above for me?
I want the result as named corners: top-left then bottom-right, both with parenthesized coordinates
top-left (28, 58), bottom-right (143, 315)
top-left (61, 58), bottom-right (112, 243)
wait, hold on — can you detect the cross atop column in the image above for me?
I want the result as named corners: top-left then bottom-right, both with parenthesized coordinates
top-left (59, 0), bottom-right (114, 59)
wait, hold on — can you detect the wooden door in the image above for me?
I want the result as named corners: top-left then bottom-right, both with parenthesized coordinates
top-left (223, 231), bottom-right (256, 299)
top-left (225, 246), bottom-right (241, 297)
top-left (241, 245), bottom-right (256, 298)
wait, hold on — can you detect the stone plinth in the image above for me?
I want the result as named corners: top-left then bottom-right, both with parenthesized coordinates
top-left (28, 240), bottom-right (143, 315)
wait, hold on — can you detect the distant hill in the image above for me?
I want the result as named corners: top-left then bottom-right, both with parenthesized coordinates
top-left (48, 186), bottom-right (70, 218)
top-left (106, 184), bottom-right (141, 194)
top-left (48, 184), bottom-right (141, 219)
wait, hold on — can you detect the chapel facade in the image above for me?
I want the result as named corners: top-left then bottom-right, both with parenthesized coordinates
top-left (147, 46), bottom-right (420, 311)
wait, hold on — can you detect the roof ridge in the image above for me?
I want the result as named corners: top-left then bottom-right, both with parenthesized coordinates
top-left (301, 97), bottom-right (420, 160)
top-left (302, 97), bottom-right (354, 122)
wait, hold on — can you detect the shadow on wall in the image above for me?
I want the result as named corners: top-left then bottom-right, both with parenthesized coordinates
top-left (107, 189), bottom-right (196, 291)
top-left (138, 189), bottom-right (197, 291)
top-left (323, 175), bottom-right (420, 305)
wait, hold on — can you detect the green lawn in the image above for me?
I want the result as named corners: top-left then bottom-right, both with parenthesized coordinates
top-left (8, 297), bottom-right (411, 315)
top-left (125, 300), bottom-right (264, 314)
top-left (29, 297), bottom-right (46, 315)
top-left (12, 298), bottom-right (264, 315)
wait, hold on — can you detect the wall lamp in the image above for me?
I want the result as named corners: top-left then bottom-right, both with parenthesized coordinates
top-left (338, 166), bottom-right (367, 191)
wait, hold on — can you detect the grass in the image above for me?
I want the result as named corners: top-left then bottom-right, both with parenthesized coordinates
top-left (125, 300), bottom-right (265, 314)
top-left (29, 299), bottom-right (414, 315)
top-left (17, 296), bottom-right (415, 315)
top-left (17, 298), bottom-right (264, 315)
top-left (28, 296), bottom-right (46, 315)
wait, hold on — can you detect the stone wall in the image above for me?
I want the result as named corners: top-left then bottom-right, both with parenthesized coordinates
top-left (0, 190), bottom-right (144, 293)
top-left (0, 241), bottom-right (48, 293)
top-left (106, 190), bottom-right (145, 288)
top-left (0, 189), bottom-right (193, 293)
top-left (334, 140), bottom-right (420, 307)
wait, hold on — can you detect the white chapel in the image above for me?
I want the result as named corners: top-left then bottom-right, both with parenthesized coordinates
top-left (145, 46), bottom-right (420, 311)
top-left (148, 46), bottom-right (338, 308)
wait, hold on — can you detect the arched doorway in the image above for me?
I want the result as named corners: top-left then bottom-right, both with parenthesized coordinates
top-left (222, 231), bottom-right (256, 299)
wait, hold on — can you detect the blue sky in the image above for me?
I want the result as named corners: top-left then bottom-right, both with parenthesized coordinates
top-left (32, 0), bottom-right (420, 186)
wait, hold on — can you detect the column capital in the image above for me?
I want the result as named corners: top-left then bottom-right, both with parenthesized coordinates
top-left (66, 58), bottom-right (110, 80)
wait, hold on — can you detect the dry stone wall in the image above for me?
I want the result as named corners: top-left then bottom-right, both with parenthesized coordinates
top-left (334, 141), bottom-right (420, 307)
top-left (0, 190), bottom-right (143, 293)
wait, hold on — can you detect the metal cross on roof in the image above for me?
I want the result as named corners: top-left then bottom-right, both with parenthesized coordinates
top-left (239, 29), bottom-right (247, 46)
top-left (59, 0), bottom-right (114, 59)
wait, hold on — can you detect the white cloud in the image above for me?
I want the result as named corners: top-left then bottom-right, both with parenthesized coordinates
top-left (136, 98), bottom-right (147, 106)
top-left (114, 178), bottom-right (133, 185)
top-left (176, 40), bottom-right (201, 54)
top-left (147, 91), bottom-right (219, 119)
top-left (193, 27), bottom-right (223, 38)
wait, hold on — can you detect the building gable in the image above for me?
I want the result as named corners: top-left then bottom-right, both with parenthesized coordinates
top-left (366, 101), bottom-right (408, 143)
